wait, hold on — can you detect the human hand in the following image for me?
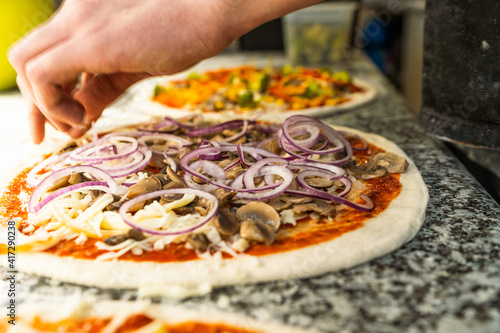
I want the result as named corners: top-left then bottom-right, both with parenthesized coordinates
top-left (8, 0), bottom-right (235, 143)
top-left (9, 0), bottom-right (322, 143)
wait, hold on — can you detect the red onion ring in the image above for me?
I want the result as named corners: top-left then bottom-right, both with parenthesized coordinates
top-left (26, 152), bottom-right (71, 187)
top-left (237, 164), bottom-right (294, 201)
top-left (89, 145), bottom-right (152, 177)
top-left (163, 154), bottom-right (178, 172)
top-left (186, 120), bottom-right (255, 137)
top-left (223, 158), bottom-right (241, 171)
top-left (103, 131), bottom-right (149, 139)
top-left (289, 161), bottom-right (346, 179)
top-left (70, 136), bottom-right (139, 162)
top-left (295, 170), bottom-right (352, 197)
top-left (199, 141), bottom-right (223, 160)
top-left (32, 182), bottom-right (113, 214)
top-left (220, 120), bottom-right (249, 142)
top-left (242, 158), bottom-right (288, 189)
top-left (295, 171), bottom-right (373, 212)
top-left (237, 144), bottom-right (253, 167)
top-left (138, 133), bottom-right (192, 155)
top-left (280, 124), bottom-right (321, 149)
top-left (105, 146), bottom-right (152, 178)
top-left (183, 160), bottom-right (226, 192)
top-left (119, 188), bottom-right (218, 236)
top-left (29, 165), bottom-right (118, 214)
top-left (230, 170), bottom-right (281, 192)
top-left (280, 118), bottom-right (345, 156)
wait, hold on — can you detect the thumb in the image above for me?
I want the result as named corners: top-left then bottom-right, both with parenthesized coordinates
top-left (73, 72), bottom-right (151, 122)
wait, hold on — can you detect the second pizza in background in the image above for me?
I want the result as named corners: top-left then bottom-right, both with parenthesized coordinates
top-left (138, 65), bottom-right (376, 120)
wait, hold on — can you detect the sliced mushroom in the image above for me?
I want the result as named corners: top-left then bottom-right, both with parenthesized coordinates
top-left (104, 194), bottom-right (122, 211)
top-left (282, 195), bottom-right (313, 204)
top-left (372, 152), bottom-right (409, 174)
top-left (326, 180), bottom-right (349, 198)
top-left (213, 208), bottom-right (240, 236)
top-left (214, 188), bottom-right (237, 206)
top-left (187, 233), bottom-right (210, 252)
top-left (159, 193), bottom-right (184, 205)
top-left (305, 176), bottom-right (334, 188)
top-left (222, 128), bottom-right (240, 138)
top-left (68, 173), bottom-right (84, 185)
top-left (259, 138), bottom-right (281, 155)
top-left (128, 229), bottom-right (146, 241)
top-left (104, 234), bottom-right (129, 246)
top-left (291, 200), bottom-right (336, 217)
top-left (164, 166), bottom-right (187, 189)
top-left (87, 190), bottom-right (121, 210)
top-left (172, 200), bottom-right (198, 215)
top-left (89, 189), bottom-right (105, 201)
top-left (240, 220), bottom-right (276, 245)
top-left (267, 197), bottom-right (293, 212)
top-left (104, 229), bottom-right (145, 246)
top-left (127, 177), bottom-right (163, 199)
top-left (56, 141), bottom-right (78, 155)
top-left (149, 153), bottom-right (168, 168)
top-left (46, 175), bottom-right (71, 192)
top-left (192, 167), bottom-right (206, 184)
top-left (149, 174), bottom-right (170, 187)
top-left (236, 201), bottom-right (281, 230)
top-left (245, 129), bottom-right (265, 143)
top-left (47, 172), bottom-right (90, 192)
top-left (268, 195), bottom-right (313, 212)
top-left (217, 158), bottom-right (237, 169)
top-left (194, 197), bottom-right (213, 217)
top-left (225, 165), bottom-right (245, 180)
top-left (287, 178), bottom-right (298, 191)
top-left (346, 159), bottom-right (387, 180)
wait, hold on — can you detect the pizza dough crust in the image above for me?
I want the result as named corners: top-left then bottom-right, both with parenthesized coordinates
top-left (3, 126), bottom-right (429, 295)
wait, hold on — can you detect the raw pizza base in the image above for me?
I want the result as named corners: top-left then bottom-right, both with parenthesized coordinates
top-left (1, 298), bottom-right (318, 333)
top-left (3, 126), bottom-right (429, 295)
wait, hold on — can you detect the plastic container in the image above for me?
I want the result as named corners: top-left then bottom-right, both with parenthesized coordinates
top-left (283, 2), bottom-right (358, 65)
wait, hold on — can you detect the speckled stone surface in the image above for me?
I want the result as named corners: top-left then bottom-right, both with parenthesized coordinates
top-left (1, 53), bottom-right (499, 332)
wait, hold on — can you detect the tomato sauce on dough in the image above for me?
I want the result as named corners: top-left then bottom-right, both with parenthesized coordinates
top-left (0, 144), bottom-right (401, 261)
top-left (28, 313), bottom-right (262, 333)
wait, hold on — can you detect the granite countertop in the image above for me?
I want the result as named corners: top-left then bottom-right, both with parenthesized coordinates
top-left (1, 52), bottom-right (499, 332)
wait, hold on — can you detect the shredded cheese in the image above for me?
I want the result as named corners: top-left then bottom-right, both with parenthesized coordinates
top-left (280, 209), bottom-right (296, 226)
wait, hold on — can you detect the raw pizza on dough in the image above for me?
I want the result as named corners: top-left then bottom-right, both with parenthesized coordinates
top-left (131, 65), bottom-right (376, 121)
top-left (1, 298), bottom-right (317, 333)
top-left (0, 115), bottom-right (428, 294)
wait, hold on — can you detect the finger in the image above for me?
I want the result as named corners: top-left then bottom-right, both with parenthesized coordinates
top-left (17, 75), bottom-right (72, 133)
top-left (27, 102), bottom-right (46, 145)
top-left (74, 72), bottom-right (150, 122)
top-left (80, 72), bottom-right (94, 86)
top-left (22, 25), bottom-right (149, 128)
top-left (66, 121), bottom-right (93, 140)
top-left (17, 76), bottom-right (47, 143)
top-left (24, 35), bottom-right (104, 127)
top-left (26, 56), bottom-right (85, 127)
top-left (62, 78), bottom-right (79, 95)
top-left (8, 15), bottom-right (69, 101)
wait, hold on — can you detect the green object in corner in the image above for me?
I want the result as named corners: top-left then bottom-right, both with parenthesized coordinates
top-left (0, 0), bottom-right (54, 91)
